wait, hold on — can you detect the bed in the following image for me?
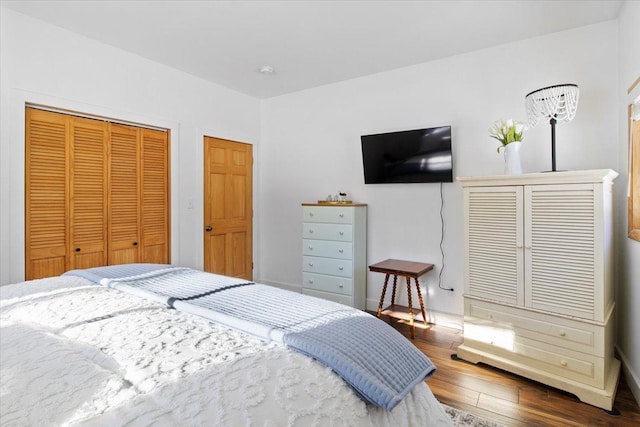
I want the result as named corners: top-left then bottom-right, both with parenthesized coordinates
top-left (0, 264), bottom-right (452, 426)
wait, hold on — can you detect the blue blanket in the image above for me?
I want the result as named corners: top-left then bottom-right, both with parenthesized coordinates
top-left (64, 264), bottom-right (436, 410)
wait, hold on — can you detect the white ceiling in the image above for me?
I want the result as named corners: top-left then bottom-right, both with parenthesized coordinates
top-left (2, 0), bottom-right (623, 99)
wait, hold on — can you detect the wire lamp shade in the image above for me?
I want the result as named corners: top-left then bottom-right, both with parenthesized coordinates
top-left (525, 84), bottom-right (579, 171)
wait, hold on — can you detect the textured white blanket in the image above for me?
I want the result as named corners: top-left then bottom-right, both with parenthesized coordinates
top-left (0, 276), bottom-right (452, 426)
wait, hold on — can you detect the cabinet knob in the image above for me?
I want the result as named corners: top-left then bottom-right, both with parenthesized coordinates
top-left (308, 245), bottom-right (313, 250)
top-left (308, 279), bottom-right (314, 284)
top-left (309, 212), bottom-right (314, 217)
top-left (338, 266), bottom-right (344, 271)
top-left (308, 263), bottom-right (314, 267)
top-left (309, 229), bottom-right (314, 234)
top-left (560, 360), bottom-right (568, 367)
top-left (133, 242), bottom-right (138, 246)
top-left (339, 284), bottom-right (344, 288)
top-left (339, 231), bottom-right (344, 236)
top-left (338, 249), bottom-right (344, 253)
top-left (488, 314), bottom-right (493, 319)
top-left (339, 213), bottom-right (344, 218)
top-left (75, 247), bottom-right (81, 252)
top-left (558, 330), bottom-right (566, 337)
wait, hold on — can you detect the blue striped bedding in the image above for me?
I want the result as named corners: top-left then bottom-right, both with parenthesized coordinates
top-left (64, 264), bottom-right (436, 411)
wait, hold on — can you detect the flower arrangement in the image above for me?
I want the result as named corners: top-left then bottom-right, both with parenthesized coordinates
top-left (489, 118), bottom-right (527, 153)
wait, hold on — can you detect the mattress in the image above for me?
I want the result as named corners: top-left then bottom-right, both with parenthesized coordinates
top-left (0, 273), bottom-right (452, 426)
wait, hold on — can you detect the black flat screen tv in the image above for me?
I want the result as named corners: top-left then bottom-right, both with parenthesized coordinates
top-left (361, 125), bottom-right (453, 184)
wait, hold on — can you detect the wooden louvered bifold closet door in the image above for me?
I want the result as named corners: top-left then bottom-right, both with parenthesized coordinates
top-left (140, 128), bottom-right (169, 264)
top-left (70, 116), bottom-right (108, 270)
top-left (109, 124), bottom-right (140, 264)
top-left (25, 108), bottom-right (170, 280)
top-left (25, 109), bottom-right (68, 279)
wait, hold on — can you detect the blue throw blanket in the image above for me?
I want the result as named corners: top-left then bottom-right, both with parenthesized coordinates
top-left (64, 264), bottom-right (436, 410)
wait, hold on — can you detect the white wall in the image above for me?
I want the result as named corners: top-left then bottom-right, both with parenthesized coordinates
top-left (0, 7), bottom-right (261, 285)
top-left (616, 0), bottom-right (640, 405)
top-left (258, 21), bottom-right (619, 324)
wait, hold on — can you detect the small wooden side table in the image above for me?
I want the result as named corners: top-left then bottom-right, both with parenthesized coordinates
top-left (369, 259), bottom-right (434, 339)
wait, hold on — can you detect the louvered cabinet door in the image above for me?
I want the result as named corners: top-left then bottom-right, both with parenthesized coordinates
top-left (25, 109), bottom-right (69, 279)
top-left (69, 117), bottom-right (108, 270)
top-left (464, 186), bottom-right (524, 305)
top-left (140, 128), bottom-right (169, 264)
top-left (109, 124), bottom-right (140, 264)
top-left (525, 184), bottom-right (601, 320)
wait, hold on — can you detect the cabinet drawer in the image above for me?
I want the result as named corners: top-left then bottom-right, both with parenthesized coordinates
top-left (303, 223), bottom-right (353, 242)
top-left (303, 272), bottom-right (353, 296)
top-left (466, 299), bottom-right (599, 354)
top-left (465, 329), bottom-right (602, 385)
top-left (302, 288), bottom-right (353, 306)
top-left (302, 206), bottom-right (354, 224)
top-left (302, 239), bottom-right (352, 259)
top-left (303, 256), bottom-right (352, 278)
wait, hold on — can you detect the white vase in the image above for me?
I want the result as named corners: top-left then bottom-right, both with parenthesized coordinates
top-left (503, 141), bottom-right (523, 174)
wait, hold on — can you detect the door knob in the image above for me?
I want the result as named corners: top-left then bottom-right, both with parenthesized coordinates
top-left (205, 225), bottom-right (213, 232)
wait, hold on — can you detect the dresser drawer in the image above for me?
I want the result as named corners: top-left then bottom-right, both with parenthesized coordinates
top-left (302, 288), bottom-right (354, 306)
top-left (464, 328), bottom-right (603, 386)
top-left (303, 256), bottom-right (353, 278)
top-left (466, 299), bottom-right (600, 355)
top-left (302, 239), bottom-right (352, 259)
top-left (302, 272), bottom-right (353, 295)
top-left (303, 223), bottom-right (353, 242)
top-left (302, 206), bottom-right (354, 224)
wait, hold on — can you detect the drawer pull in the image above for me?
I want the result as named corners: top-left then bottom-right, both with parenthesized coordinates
top-left (339, 213), bottom-right (344, 218)
top-left (560, 360), bottom-right (568, 367)
top-left (338, 249), bottom-right (344, 253)
top-left (308, 279), bottom-right (314, 284)
top-left (309, 229), bottom-right (314, 234)
top-left (338, 266), bottom-right (344, 271)
top-left (339, 284), bottom-right (344, 288)
top-left (308, 245), bottom-right (313, 250)
top-left (339, 231), bottom-right (344, 236)
top-left (309, 212), bottom-right (314, 217)
top-left (308, 263), bottom-right (314, 267)
top-left (558, 330), bottom-right (566, 337)
top-left (488, 314), bottom-right (493, 320)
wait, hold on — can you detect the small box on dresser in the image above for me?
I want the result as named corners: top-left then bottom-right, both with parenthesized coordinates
top-left (302, 203), bottom-right (367, 309)
top-left (457, 169), bottom-right (620, 411)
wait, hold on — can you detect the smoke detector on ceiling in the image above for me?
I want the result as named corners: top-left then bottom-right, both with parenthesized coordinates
top-left (258, 65), bottom-right (275, 75)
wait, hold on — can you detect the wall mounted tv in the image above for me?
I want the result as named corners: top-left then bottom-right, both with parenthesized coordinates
top-left (361, 125), bottom-right (453, 184)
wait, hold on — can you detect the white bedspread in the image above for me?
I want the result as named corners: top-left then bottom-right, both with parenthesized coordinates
top-left (0, 276), bottom-right (452, 427)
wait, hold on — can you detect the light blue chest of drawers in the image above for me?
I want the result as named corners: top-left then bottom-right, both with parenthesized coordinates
top-left (301, 203), bottom-right (367, 309)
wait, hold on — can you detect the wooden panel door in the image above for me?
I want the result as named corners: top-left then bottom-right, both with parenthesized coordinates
top-left (204, 137), bottom-right (252, 280)
top-left (69, 116), bottom-right (108, 270)
top-left (25, 108), bottom-right (69, 279)
top-left (109, 123), bottom-right (140, 264)
top-left (140, 128), bottom-right (170, 264)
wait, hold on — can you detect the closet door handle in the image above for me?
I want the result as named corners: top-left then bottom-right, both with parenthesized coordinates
top-left (205, 225), bottom-right (213, 232)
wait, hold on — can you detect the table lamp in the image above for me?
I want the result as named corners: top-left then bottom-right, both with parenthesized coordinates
top-left (524, 84), bottom-right (579, 172)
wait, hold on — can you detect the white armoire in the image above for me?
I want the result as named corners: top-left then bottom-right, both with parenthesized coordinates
top-left (457, 169), bottom-right (620, 410)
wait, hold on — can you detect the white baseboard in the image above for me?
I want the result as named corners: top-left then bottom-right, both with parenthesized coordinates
top-left (616, 344), bottom-right (640, 406)
top-left (365, 297), bottom-right (463, 330)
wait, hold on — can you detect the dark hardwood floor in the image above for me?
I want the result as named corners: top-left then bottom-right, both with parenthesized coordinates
top-left (385, 319), bottom-right (640, 426)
